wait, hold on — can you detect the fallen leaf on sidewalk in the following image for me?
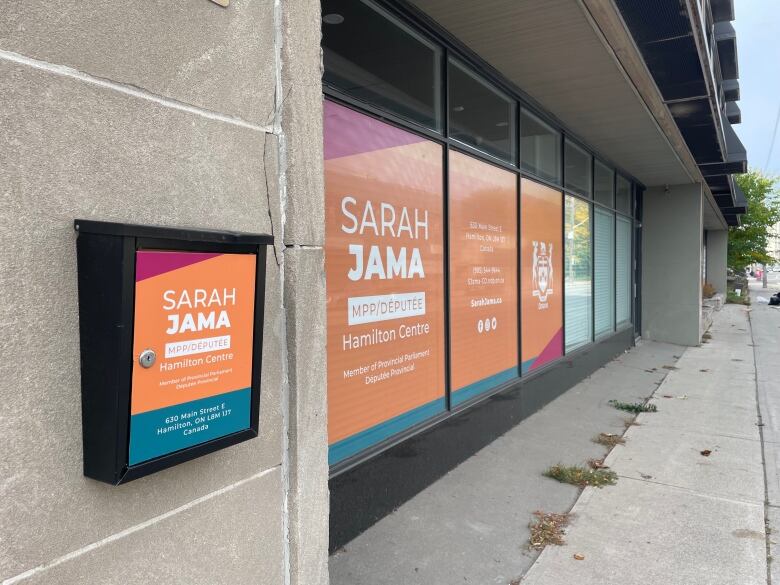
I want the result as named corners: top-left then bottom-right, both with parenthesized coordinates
top-left (662, 365), bottom-right (679, 370)
top-left (700, 449), bottom-right (712, 456)
top-left (700, 369), bottom-right (709, 372)
top-left (573, 553), bottom-right (585, 560)
top-left (640, 473), bottom-right (653, 479)
top-left (662, 395), bottom-right (673, 398)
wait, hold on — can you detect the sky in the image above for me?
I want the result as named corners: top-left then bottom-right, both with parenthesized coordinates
top-left (733, 0), bottom-right (780, 176)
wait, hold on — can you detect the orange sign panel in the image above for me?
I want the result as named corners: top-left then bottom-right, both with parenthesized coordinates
top-left (448, 151), bottom-right (518, 405)
top-left (521, 178), bottom-right (564, 373)
top-left (324, 100), bottom-right (445, 465)
top-left (129, 251), bottom-right (256, 464)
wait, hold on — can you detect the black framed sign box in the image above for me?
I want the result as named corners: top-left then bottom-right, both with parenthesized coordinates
top-left (74, 220), bottom-right (273, 485)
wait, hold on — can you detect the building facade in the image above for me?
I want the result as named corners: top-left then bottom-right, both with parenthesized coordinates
top-left (0, 0), bottom-right (744, 584)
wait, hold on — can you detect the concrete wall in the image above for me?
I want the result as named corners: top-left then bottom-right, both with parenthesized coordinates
top-left (705, 230), bottom-right (729, 295)
top-left (641, 184), bottom-right (703, 346)
top-left (0, 1), bottom-right (327, 584)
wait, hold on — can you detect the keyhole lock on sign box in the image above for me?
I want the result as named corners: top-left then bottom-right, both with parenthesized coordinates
top-left (74, 219), bottom-right (273, 485)
top-left (139, 349), bottom-right (156, 368)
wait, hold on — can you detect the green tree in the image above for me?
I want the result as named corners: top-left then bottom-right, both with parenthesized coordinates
top-left (728, 170), bottom-right (780, 271)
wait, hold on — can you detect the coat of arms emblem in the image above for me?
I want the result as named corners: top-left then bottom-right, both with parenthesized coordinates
top-left (532, 241), bottom-right (554, 304)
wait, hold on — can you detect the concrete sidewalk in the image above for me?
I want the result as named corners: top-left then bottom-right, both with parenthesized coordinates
top-left (331, 300), bottom-right (774, 585)
top-left (331, 339), bottom-right (686, 584)
top-left (523, 302), bottom-right (768, 585)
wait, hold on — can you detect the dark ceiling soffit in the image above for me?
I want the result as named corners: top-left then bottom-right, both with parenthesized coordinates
top-left (615, 0), bottom-right (728, 166)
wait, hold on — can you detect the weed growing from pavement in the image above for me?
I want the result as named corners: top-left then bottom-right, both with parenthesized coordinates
top-left (593, 432), bottom-right (626, 448)
top-left (543, 464), bottom-right (618, 488)
top-left (608, 399), bottom-right (657, 414)
top-left (726, 291), bottom-right (750, 305)
top-left (528, 511), bottom-right (571, 550)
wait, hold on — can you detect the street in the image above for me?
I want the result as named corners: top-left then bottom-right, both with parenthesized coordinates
top-left (751, 277), bottom-right (780, 584)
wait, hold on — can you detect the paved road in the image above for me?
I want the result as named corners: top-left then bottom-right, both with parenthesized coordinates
top-left (750, 279), bottom-right (780, 585)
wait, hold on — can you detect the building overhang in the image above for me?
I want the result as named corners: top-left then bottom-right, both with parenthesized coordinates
top-left (711, 0), bottom-right (735, 23)
top-left (408, 0), bottom-right (702, 188)
top-left (723, 79), bottom-right (740, 101)
top-left (408, 0), bottom-right (731, 228)
top-left (726, 101), bottom-right (741, 124)
top-left (715, 21), bottom-right (738, 81)
top-left (699, 116), bottom-right (747, 176)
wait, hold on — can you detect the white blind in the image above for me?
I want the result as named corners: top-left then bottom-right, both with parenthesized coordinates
top-left (564, 196), bottom-right (592, 351)
top-left (594, 208), bottom-right (615, 336)
top-left (616, 216), bottom-right (632, 325)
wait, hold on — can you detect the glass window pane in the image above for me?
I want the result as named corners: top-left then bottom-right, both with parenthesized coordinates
top-left (594, 160), bottom-right (614, 208)
top-left (521, 179), bottom-right (563, 374)
top-left (323, 100), bottom-right (446, 465)
top-left (564, 140), bottom-right (591, 198)
top-left (520, 110), bottom-right (561, 184)
top-left (322, 0), bottom-right (442, 131)
top-left (448, 60), bottom-right (516, 162)
top-left (594, 208), bottom-right (615, 336)
top-left (616, 215), bottom-right (632, 325)
top-left (565, 195), bottom-right (592, 351)
top-left (616, 175), bottom-right (632, 215)
top-left (448, 151), bottom-right (518, 404)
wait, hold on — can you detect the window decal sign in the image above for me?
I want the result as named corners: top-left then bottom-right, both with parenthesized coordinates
top-left (521, 179), bottom-right (563, 373)
top-left (324, 100), bottom-right (446, 466)
top-left (129, 251), bottom-right (256, 465)
top-left (448, 151), bottom-right (518, 405)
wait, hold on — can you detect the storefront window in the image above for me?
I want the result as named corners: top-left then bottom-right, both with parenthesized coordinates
top-left (564, 140), bottom-right (592, 198)
top-left (324, 101), bottom-right (446, 465)
top-left (564, 195), bottom-right (592, 351)
top-left (322, 0), bottom-right (442, 131)
top-left (594, 208), bottom-right (615, 336)
top-left (521, 179), bottom-right (563, 373)
top-left (594, 160), bottom-right (614, 207)
top-left (520, 110), bottom-right (561, 184)
top-left (448, 151), bottom-right (518, 404)
top-left (616, 174), bottom-right (632, 215)
top-left (616, 215), bottom-right (632, 325)
top-left (448, 60), bottom-right (516, 162)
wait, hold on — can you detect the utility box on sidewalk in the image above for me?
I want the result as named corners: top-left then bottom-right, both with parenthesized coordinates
top-left (74, 220), bottom-right (273, 485)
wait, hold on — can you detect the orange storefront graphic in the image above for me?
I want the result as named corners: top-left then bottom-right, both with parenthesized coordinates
top-left (325, 100), bottom-right (445, 465)
top-left (448, 151), bottom-right (518, 405)
top-left (521, 179), bottom-right (564, 373)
